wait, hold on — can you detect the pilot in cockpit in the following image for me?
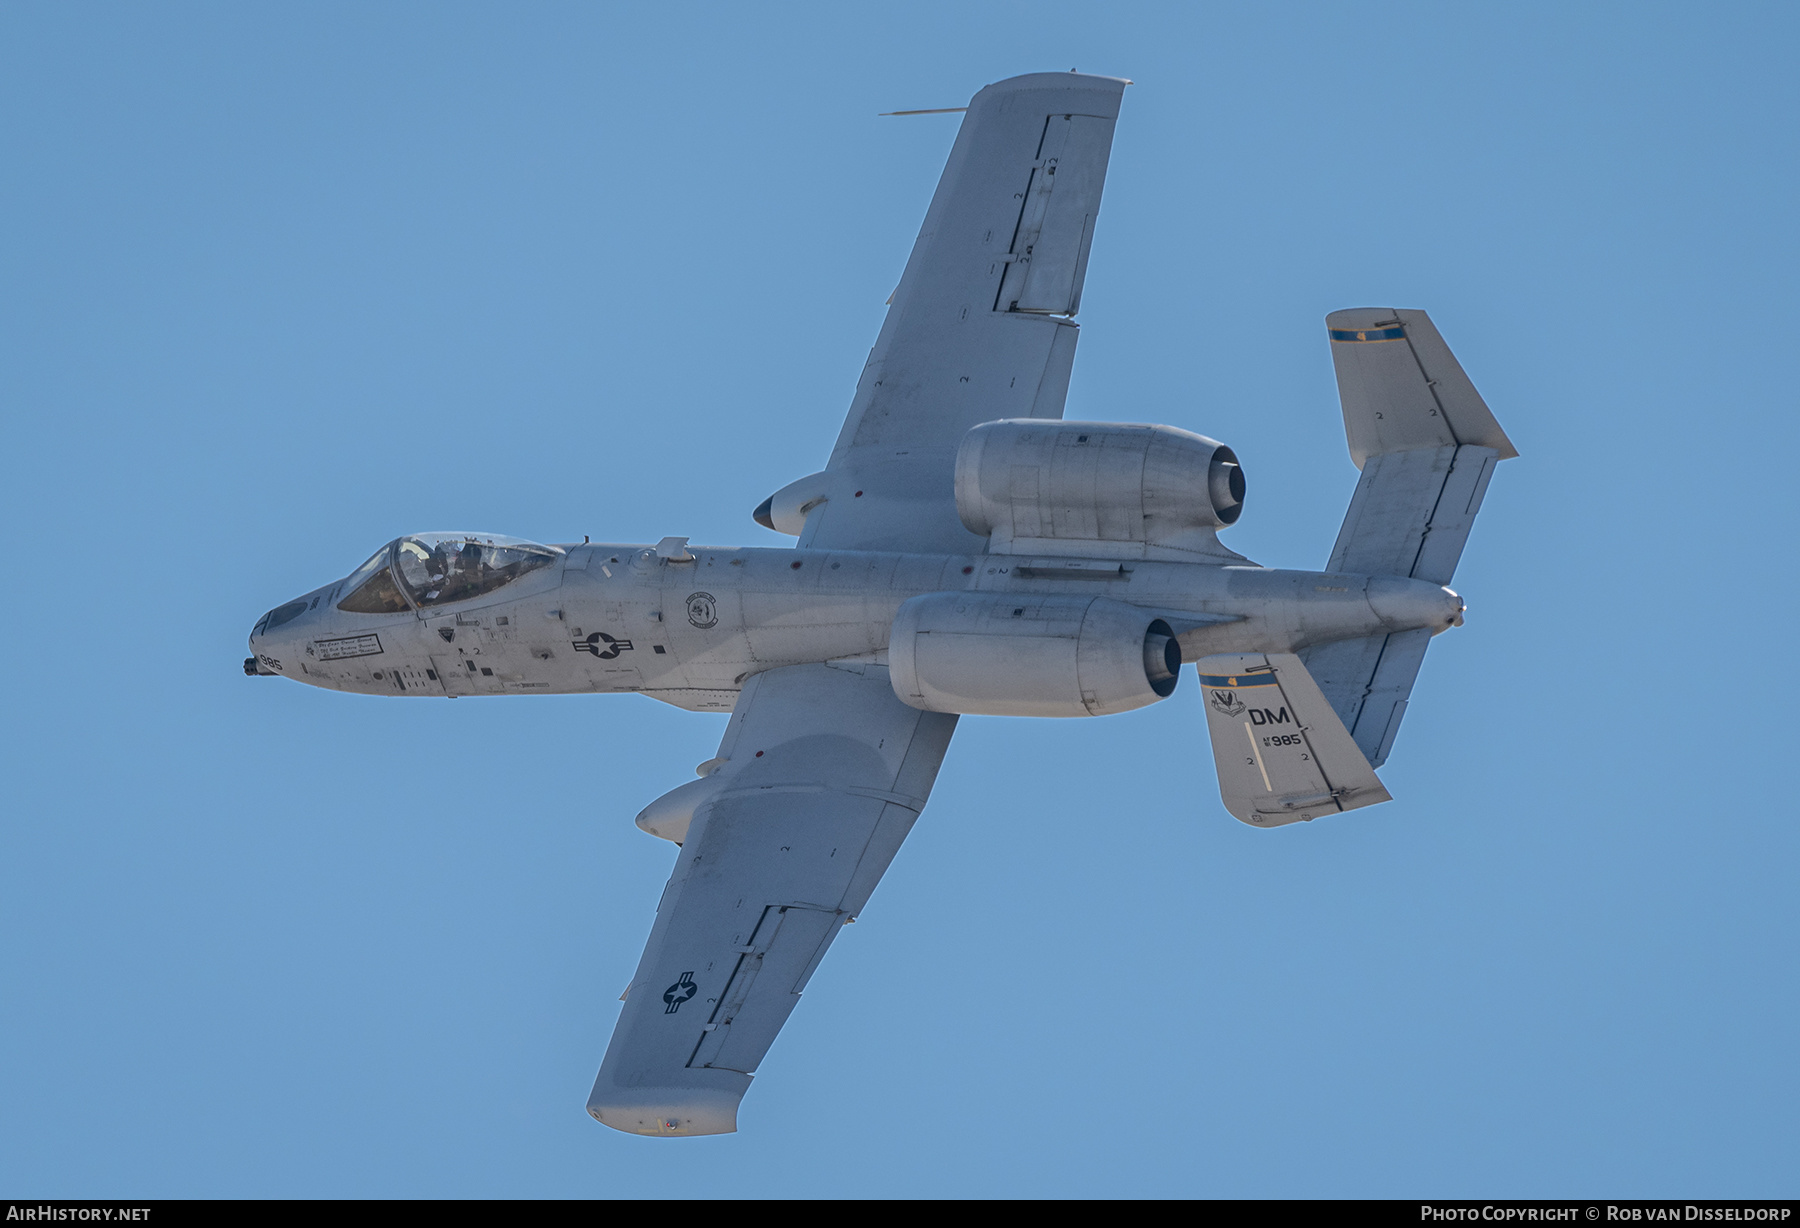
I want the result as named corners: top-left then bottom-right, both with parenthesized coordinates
top-left (426, 541), bottom-right (451, 580)
top-left (325, 532), bottom-right (561, 616)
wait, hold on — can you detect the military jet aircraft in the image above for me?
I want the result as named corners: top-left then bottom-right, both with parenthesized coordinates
top-left (247, 71), bottom-right (1515, 1136)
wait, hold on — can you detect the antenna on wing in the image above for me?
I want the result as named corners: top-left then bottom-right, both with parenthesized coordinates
top-left (878, 107), bottom-right (968, 116)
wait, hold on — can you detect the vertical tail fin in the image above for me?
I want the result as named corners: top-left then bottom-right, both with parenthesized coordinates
top-left (1196, 652), bottom-right (1391, 827)
top-left (1326, 307), bottom-right (1517, 469)
top-left (1302, 309), bottom-right (1517, 767)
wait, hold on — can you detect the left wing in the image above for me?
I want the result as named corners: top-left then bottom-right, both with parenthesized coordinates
top-left (587, 663), bottom-right (957, 1136)
top-left (798, 72), bottom-right (1129, 555)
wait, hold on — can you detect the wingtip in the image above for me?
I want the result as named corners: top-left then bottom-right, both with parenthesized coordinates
top-left (1326, 306), bottom-right (1415, 330)
top-left (587, 1087), bottom-right (742, 1137)
top-left (971, 71), bottom-right (1132, 107)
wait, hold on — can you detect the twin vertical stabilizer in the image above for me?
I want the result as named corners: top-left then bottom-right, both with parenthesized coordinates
top-left (1200, 309), bottom-right (1516, 824)
top-left (1196, 652), bottom-right (1391, 827)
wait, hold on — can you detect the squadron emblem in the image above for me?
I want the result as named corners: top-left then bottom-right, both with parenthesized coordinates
top-left (1209, 689), bottom-right (1246, 717)
top-left (685, 592), bottom-right (718, 629)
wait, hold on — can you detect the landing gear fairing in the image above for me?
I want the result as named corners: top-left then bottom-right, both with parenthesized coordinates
top-left (248, 72), bottom-right (1516, 1136)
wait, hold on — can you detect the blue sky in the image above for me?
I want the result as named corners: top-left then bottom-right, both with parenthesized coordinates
top-left (2, 1), bottom-right (1796, 1198)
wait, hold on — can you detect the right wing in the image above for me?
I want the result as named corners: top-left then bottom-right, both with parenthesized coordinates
top-left (799, 72), bottom-right (1130, 555)
top-left (587, 662), bottom-right (956, 1136)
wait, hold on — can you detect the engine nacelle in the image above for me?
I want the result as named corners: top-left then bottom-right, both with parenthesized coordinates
top-left (889, 592), bottom-right (1181, 717)
top-left (954, 419), bottom-right (1245, 559)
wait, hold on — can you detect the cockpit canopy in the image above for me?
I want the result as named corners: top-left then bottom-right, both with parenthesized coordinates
top-left (337, 533), bottom-right (562, 614)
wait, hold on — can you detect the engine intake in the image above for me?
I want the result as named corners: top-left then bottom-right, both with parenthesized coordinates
top-left (955, 419), bottom-right (1245, 559)
top-left (889, 592), bottom-right (1181, 718)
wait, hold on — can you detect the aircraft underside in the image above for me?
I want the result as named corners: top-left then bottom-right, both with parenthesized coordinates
top-left (247, 70), bottom-right (1514, 1136)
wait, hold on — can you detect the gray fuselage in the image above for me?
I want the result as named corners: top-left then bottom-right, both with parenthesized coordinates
top-left (248, 542), bottom-right (1463, 711)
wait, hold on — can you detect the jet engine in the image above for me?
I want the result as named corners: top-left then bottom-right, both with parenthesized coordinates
top-left (889, 592), bottom-right (1181, 717)
top-left (954, 419), bottom-right (1245, 558)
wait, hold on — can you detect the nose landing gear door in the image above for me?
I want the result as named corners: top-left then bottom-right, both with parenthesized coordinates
top-left (429, 653), bottom-right (475, 695)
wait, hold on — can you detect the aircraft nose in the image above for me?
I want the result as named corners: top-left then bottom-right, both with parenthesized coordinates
top-left (246, 595), bottom-right (316, 676)
top-left (245, 617), bottom-right (280, 674)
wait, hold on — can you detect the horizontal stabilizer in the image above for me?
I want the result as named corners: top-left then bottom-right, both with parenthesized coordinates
top-left (1308, 442), bottom-right (1495, 765)
top-left (1195, 652), bottom-right (1391, 828)
top-left (1307, 307), bottom-right (1518, 767)
top-left (1300, 629), bottom-right (1430, 769)
top-left (1327, 443), bottom-right (1499, 587)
